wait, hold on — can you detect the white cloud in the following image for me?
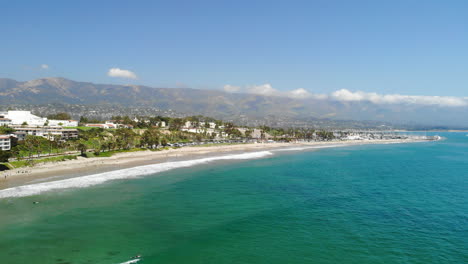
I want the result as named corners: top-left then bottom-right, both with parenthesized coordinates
top-left (223, 84), bottom-right (241, 93)
top-left (40, 64), bottom-right (49, 70)
top-left (288, 88), bottom-right (312, 99)
top-left (228, 83), bottom-right (313, 99)
top-left (329, 89), bottom-right (467, 107)
top-left (107, 68), bottom-right (137, 79)
top-left (247, 84), bottom-right (279, 96)
top-left (223, 83), bottom-right (467, 107)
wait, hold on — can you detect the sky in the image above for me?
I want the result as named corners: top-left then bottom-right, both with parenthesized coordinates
top-left (2, 0), bottom-right (468, 101)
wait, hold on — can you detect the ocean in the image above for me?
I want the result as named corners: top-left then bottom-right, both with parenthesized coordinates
top-left (0, 133), bottom-right (466, 264)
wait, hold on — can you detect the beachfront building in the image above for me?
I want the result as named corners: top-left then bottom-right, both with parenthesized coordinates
top-left (48, 119), bottom-right (79, 127)
top-left (0, 135), bottom-right (11, 150)
top-left (11, 126), bottom-right (78, 140)
top-left (0, 118), bottom-right (12, 126)
top-left (0, 111), bottom-right (47, 126)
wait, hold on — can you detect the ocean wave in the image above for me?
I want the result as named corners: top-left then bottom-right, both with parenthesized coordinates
top-left (118, 259), bottom-right (140, 264)
top-left (0, 151), bottom-right (273, 199)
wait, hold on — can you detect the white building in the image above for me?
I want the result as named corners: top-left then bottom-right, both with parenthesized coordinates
top-left (48, 119), bottom-right (79, 127)
top-left (184, 121), bottom-right (193, 128)
top-left (0, 111), bottom-right (47, 126)
top-left (11, 126), bottom-right (78, 140)
top-left (104, 121), bottom-right (133, 129)
top-left (0, 135), bottom-right (11, 150)
top-left (86, 123), bottom-right (117, 129)
top-left (156, 121), bottom-right (166, 128)
top-left (0, 118), bottom-right (12, 127)
top-left (345, 135), bottom-right (363, 140)
top-left (200, 122), bottom-right (217, 129)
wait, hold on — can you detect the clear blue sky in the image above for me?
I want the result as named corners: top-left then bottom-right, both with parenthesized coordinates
top-left (2, 0), bottom-right (468, 96)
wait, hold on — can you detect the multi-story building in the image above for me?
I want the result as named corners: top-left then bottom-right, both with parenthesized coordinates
top-left (0, 135), bottom-right (11, 150)
top-left (11, 126), bottom-right (78, 140)
top-left (85, 121), bottom-right (133, 129)
top-left (0, 118), bottom-right (12, 127)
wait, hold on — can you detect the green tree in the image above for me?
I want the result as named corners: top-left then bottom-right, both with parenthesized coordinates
top-left (245, 129), bottom-right (253, 139)
top-left (0, 150), bottom-right (11, 162)
top-left (48, 112), bottom-right (71, 120)
top-left (169, 118), bottom-right (184, 131)
top-left (77, 140), bottom-right (88, 156)
top-left (160, 137), bottom-right (168, 146)
top-left (0, 126), bottom-right (14, 134)
top-left (114, 128), bottom-right (136, 150)
top-left (141, 128), bottom-right (160, 149)
top-left (79, 116), bottom-right (89, 124)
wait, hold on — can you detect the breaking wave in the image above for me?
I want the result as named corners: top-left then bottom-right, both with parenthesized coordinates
top-left (118, 259), bottom-right (140, 264)
top-left (0, 151), bottom-right (273, 199)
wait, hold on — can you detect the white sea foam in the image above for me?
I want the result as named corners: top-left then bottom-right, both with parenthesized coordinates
top-left (0, 151), bottom-right (273, 199)
top-left (118, 259), bottom-right (140, 264)
top-left (273, 144), bottom-right (350, 152)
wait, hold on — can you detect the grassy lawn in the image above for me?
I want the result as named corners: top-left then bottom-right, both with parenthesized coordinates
top-left (66, 126), bottom-right (93, 130)
top-left (85, 148), bottom-right (148, 158)
top-left (3, 155), bottom-right (79, 169)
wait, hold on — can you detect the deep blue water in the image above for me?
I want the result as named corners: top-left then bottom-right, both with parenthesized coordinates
top-left (0, 133), bottom-right (467, 263)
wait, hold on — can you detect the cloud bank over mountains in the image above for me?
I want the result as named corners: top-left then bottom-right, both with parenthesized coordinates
top-left (224, 84), bottom-right (467, 107)
top-left (329, 89), bottom-right (467, 107)
top-left (224, 84), bottom-right (316, 99)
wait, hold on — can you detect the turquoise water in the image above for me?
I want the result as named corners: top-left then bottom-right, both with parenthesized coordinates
top-left (0, 133), bottom-right (467, 263)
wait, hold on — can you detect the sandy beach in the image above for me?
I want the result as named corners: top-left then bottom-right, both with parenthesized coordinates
top-left (0, 139), bottom-right (427, 190)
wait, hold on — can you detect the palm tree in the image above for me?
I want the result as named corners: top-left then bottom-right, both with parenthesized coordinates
top-left (77, 140), bottom-right (88, 156)
top-left (141, 128), bottom-right (160, 149)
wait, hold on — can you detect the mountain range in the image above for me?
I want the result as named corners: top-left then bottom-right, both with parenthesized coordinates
top-left (1, 77), bottom-right (467, 129)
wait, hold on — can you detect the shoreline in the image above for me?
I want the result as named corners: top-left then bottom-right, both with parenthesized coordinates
top-left (0, 139), bottom-right (428, 192)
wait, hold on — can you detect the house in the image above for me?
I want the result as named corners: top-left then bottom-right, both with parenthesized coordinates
top-left (104, 121), bottom-right (134, 129)
top-left (200, 122), bottom-right (216, 129)
top-left (155, 121), bottom-right (166, 128)
top-left (0, 135), bottom-right (11, 150)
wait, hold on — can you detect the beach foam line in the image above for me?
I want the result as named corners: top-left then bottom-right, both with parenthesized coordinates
top-left (118, 259), bottom-right (140, 264)
top-left (0, 151), bottom-right (273, 199)
top-left (273, 144), bottom-right (352, 152)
